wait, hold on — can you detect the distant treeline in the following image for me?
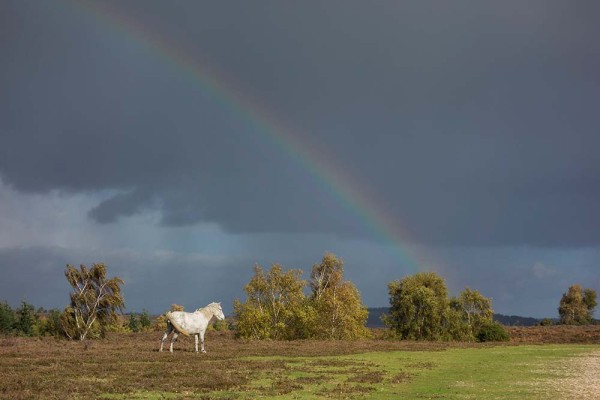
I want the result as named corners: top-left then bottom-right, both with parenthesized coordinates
top-left (366, 307), bottom-right (548, 328)
top-left (0, 301), bottom-right (63, 337)
top-left (0, 300), bottom-right (154, 338)
top-left (493, 314), bottom-right (544, 327)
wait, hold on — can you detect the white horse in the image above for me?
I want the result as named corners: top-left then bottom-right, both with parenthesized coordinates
top-left (159, 302), bottom-right (225, 353)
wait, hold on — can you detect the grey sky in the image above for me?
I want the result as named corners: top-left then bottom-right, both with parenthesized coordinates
top-left (1, 0), bottom-right (599, 317)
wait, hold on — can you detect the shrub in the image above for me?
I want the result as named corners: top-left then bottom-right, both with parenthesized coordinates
top-left (36, 309), bottom-right (63, 337)
top-left (211, 318), bottom-right (230, 332)
top-left (128, 313), bottom-right (141, 332)
top-left (15, 302), bottom-right (37, 336)
top-left (139, 310), bottom-right (152, 331)
top-left (476, 322), bottom-right (509, 342)
top-left (0, 301), bottom-right (16, 334)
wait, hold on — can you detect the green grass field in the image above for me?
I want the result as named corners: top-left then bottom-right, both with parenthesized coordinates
top-left (347, 345), bottom-right (594, 399)
top-left (1, 332), bottom-right (597, 399)
top-left (107, 345), bottom-right (593, 399)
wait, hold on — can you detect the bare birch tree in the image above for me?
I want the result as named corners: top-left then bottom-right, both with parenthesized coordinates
top-left (62, 263), bottom-right (125, 340)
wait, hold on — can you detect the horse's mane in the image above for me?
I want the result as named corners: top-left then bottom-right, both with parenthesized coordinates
top-left (195, 302), bottom-right (220, 319)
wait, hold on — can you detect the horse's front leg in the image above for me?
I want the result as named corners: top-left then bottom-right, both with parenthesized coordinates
top-left (194, 334), bottom-right (199, 353)
top-left (200, 330), bottom-right (206, 353)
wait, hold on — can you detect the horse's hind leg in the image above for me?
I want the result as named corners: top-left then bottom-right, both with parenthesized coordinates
top-left (159, 320), bottom-right (174, 352)
top-left (194, 334), bottom-right (199, 353)
top-left (169, 332), bottom-right (179, 353)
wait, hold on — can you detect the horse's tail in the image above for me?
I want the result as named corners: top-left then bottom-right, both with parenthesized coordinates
top-left (164, 312), bottom-right (175, 334)
top-left (165, 312), bottom-right (173, 331)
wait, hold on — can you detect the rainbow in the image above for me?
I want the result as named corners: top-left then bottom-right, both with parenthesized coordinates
top-left (68, 0), bottom-right (438, 272)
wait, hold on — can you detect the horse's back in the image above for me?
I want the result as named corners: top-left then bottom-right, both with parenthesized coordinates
top-left (166, 311), bottom-right (207, 335)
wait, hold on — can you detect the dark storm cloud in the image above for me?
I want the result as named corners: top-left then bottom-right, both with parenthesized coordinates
top-left (2, 0), bottom-right (600, 246)
top-left (89, 187), bottom-right (155, 223)
top-left (0, 245), bottom-right (253, 313)
top-left (0, 246), bottom-right (74, 309)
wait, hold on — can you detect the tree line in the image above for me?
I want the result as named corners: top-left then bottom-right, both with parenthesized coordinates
top-left (0, 301), bottom-right (63, 337)
top-left (232, 256), bottom-right (509, 342)
top-left (235, 255), bottom-right (597, 339)
top-left (0, 299), bottom-right (153, 339)
top-left (0, 254), bottom-right (597, 340)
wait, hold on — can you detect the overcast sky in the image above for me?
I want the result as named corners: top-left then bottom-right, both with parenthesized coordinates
top-left (1, 0), bottom-right (599, 318)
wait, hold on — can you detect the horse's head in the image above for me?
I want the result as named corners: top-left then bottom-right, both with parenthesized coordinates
top-left (213, 302), bottom-right (225, 321)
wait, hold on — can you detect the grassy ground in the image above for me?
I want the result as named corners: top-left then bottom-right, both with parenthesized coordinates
top-left (215, 345), bottom-right (595, 400)
top-left (0, 330), bottom-right (598, 399)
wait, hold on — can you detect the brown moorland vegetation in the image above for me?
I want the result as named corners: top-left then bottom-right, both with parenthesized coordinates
top-left (1, 326), bottom-right (599, 399)
top-left (505, 325), bottom-right (600, 344)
